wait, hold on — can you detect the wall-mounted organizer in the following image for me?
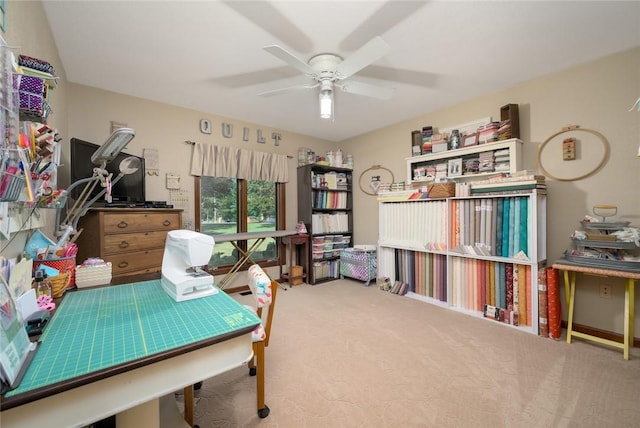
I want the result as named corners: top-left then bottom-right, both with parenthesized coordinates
top-left (406, 138), bottom-right (523, 187)
top-left (1, 36), bottom-right (21, 202)
top-left (377, 191), bottom-right (547, 336)
top-left (0, 36), bottom-right (61, 239)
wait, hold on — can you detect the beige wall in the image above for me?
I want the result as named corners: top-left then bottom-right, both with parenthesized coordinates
top-left (4, 1), bottom-right (640, 335)
top-left (345, 47), bottom-right (640, 334)
top-left (63, 84), bottom-right (335, 230)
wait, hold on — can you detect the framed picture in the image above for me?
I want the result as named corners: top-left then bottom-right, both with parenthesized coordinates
top-left (448, 158), bottom-right (462, 177)
top-left (463, 132), bottom-right (478, 147)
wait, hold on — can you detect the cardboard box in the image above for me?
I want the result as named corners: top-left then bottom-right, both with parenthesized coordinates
top-left (291, 265), bottom-right (303, 285)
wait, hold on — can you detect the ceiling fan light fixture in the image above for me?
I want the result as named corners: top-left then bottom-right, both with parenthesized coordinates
top-left (319, 81), bottom-right (333, 119)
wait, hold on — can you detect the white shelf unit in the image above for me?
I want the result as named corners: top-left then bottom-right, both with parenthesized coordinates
top-left (377, 191), bottom-right (547, 335)
top-left (406, 138), bottom-right (523, 185)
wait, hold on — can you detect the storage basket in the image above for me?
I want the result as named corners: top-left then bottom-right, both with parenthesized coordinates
top-left (18, 55), bottom-right (56, 75)
top-left (340, 248), bottom-right (377, 285)
top-left (427, 182), bottom-right (455, 198)
top-left (33, 256), bottom-right (76, 288)
top-left (50, 272), bottom-right (70, 298)
top-left (16, 74), bottom-right (52, 121)
top-left (76, 262), bottom-right (112, 288)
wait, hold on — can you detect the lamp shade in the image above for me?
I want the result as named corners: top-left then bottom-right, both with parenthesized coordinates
top-left (319, 82), bottom-right (333, 119)
top-left (91, 127), bottom-right (136, 166)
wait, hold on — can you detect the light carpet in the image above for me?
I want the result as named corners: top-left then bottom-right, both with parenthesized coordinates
top-left (192, 279), bottom-right (640, 428)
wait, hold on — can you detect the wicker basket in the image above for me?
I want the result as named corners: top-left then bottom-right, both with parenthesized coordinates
top-left (428, 182), bottom-right (455, 198)
top-left (50, 272), bottom-right (70, 298)
top-left (33, 256), bottom-right (76, 288)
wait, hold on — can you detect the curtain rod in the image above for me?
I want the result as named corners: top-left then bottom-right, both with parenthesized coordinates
top-left (185, 140), bottom-right (293, 158)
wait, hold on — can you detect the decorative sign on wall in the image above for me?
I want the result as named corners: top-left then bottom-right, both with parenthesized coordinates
top-left (196, 120), bottom-right (284, 145)
top-left (199, 119), bottom-right (212, 134)
top-left (143, 148), bottom-right (159, 176)
top-left (222, 122), bottom-right (233, 138)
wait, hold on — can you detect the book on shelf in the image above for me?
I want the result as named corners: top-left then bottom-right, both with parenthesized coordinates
top-left (324, 172), bottom-right (338, 189)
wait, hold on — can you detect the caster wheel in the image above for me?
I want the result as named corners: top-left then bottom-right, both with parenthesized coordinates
top-left (258, 405), bottom-right (270, 418)
top-left (194, 381), bottom-right (203, 390)
top-left (249, 367), bottom-right (256, 376)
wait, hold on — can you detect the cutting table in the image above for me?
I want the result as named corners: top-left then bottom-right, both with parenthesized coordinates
top-left (214, 230), bottom-right (296, 289)
top-left (1, 280), bottom-right (261, 427)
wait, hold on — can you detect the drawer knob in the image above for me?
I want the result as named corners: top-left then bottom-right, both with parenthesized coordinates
top-left (163, 220), bottom-right (171, 226)
top-left (117, 221), bottom-right (129, 229)
top-left (119, 241), bottom-right (130, 249)
top-left (118, 261), bottom-right (129, 268)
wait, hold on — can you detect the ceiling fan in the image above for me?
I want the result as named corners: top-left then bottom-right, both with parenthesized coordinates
top-left (259, 36), bottom-right (396, 119)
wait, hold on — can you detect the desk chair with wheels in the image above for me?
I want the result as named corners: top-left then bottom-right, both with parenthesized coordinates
top-left (246, 264), bottom-right (279, 418)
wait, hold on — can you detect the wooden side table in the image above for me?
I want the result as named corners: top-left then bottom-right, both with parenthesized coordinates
top-left (552, 261), bottom-right (637, 360)
top-left (281, 234), bottom-right (309, 286)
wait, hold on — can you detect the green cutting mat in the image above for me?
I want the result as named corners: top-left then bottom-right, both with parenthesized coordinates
top-left (6, 280), bottom-right (260, 397)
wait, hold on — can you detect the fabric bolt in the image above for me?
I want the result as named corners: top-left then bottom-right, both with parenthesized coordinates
top-left (538, 267), bottom-right (549, 337)
top-left (546, 267), bottom-right (562, 340)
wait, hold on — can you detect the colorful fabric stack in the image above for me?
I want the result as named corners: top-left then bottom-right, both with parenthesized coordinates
top-left (477, 122), bottom-right (500, 143)
top-left (493, 148), bottom-right (511, 172)
top-left (478, 151), bottom-right (495, 172)
top-left (498, 119), bottom-right (512, 140)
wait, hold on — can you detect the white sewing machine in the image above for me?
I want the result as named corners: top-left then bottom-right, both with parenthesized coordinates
top-left (160, 229), bottom-right (218, 302)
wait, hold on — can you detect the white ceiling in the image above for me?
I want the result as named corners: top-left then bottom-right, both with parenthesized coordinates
top-left (41, 1), bottom-right (640, 142)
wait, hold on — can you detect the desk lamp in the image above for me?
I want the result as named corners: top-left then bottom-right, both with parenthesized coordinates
top-left (55, 128), bottom-right (137, 243)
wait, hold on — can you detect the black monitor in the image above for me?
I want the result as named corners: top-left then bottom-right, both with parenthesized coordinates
top-left (70, 137), bottom-right (146, 205)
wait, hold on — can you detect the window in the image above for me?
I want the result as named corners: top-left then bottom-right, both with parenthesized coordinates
top-left (195, 176), bottom-right (285, 274)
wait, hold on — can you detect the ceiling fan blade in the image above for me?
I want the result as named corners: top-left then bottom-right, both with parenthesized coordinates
top-left (337, 80), bottom-right (395, 100)
top-left (258, 82), bottom-right (318, 97)
top-left (263, 45), bottom-right (317, 77)
top-left (334, 36), bottom-right (390, 80)
top-left (212, 66), bottom-right (302, 88)
top-left (340, 1), bottom-right (429, 51)
top-left (223, 1), bottom-right (313, 54)
top-left (358, 65), bottom-right (440, 88)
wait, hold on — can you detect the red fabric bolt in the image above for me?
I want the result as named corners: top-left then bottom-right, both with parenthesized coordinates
top-left (546, 267), bottom-right (562, 340)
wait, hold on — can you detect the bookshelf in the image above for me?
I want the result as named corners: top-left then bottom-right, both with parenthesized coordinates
top-left (377, 191), bottom-right (547, 335)
top-left (297, 164), bottom-right (353, 284)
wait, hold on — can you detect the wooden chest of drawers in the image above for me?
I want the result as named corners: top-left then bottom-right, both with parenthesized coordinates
top-left (76, 208), bottom-right (182, 278)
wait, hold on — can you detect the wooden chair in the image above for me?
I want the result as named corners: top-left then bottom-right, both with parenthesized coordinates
top-left (181, 264), bottom-right (278, 426)
top-left (246, 264), bottom-right (279, 419)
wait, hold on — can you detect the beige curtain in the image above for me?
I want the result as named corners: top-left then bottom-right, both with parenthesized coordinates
top-left (190, 142), bottom-right (289, 183)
